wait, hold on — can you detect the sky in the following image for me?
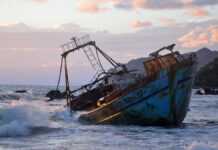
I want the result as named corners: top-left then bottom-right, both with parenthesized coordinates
top-left (0, 0), bottom-right (218, 86)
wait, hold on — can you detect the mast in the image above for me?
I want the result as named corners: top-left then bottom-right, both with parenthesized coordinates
top-left (58, 35), bottom-right (122, 110)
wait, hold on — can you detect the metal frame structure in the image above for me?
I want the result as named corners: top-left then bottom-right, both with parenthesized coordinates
top-left (57, 35), bottom-right (122, 107)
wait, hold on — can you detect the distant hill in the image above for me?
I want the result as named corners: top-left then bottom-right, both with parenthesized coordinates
top-left (182, 47), bottom-right (218, 88)
top-left (124, 47), bottom-right (218, 88)
top-left (192, 47), bottom-right (218, 88)
top-left (194, 57), bottom-right (218, 88)
top-left (194, 47), bottom-right (218, 70)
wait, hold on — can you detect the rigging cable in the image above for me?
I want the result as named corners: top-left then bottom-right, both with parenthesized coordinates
top-left (56, 57), bottom-right (64, 90)
top-left (95, 47), bottom-right (106, 73)
top-left (64, 57), bottom-right (70, 105)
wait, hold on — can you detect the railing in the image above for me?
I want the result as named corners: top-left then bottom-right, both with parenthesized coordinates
top-left (61, 35), bottom-right (91, 52)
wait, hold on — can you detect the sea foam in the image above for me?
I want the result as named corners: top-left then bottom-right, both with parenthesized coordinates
top-left (0, 101), bottom-right (50, 137)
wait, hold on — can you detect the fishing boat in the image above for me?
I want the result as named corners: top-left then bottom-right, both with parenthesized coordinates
top-left (57, 35), bottom-right (197, 126)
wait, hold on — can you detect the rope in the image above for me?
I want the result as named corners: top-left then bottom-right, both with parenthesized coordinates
top-left (55, 56), bottom-right (72, 111)
top-left (94, 45), bottom-right (120, 68)
top-left (95, 48), bottom-right (106, 73)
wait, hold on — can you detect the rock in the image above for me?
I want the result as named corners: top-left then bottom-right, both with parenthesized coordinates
top-left (195, 88), bottom-right (218, 95)
top-left (15, 90), bottom-right (28, 93)
top-left (46, 90), bottom-right (66, 101)
top-left (195, 88), bottom-right (205, 95)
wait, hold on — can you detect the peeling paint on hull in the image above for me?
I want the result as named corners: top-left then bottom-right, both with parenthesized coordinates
top-left (79, 63), bottom-right (196, 126)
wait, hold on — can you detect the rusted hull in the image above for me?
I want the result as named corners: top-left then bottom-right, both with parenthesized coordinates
top-left (79, 63), bottom-right (196, 126)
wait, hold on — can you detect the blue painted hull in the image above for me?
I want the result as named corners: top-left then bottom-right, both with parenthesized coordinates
top-left (79, 61), bottom-right (196, 126)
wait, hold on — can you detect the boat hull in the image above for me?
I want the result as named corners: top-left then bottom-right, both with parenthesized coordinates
top-left (79, 60), bottom-right (196, 126)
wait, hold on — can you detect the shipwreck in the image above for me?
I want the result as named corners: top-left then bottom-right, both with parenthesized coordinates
top-left (56, 35), bottom-right (197, 126)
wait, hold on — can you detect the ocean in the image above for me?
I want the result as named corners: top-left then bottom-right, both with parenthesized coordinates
top-left (0, 85), bottom-right (218, 150)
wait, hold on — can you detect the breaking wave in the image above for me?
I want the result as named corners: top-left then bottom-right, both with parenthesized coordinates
top-left (0, 101), bottom-right (50, 137)
top-left (51, 108), bottom-right (82, 124)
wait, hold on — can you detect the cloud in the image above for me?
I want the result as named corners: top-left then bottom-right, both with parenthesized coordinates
top-left (77, 0), bottom-right (120, 13)
top-left (178, 25), bottom-right (218, 48)
top-left (0, 20), bottom-right (218, 85)
top-left (178, 29), bottom-right (209, 48)
top-left (76, 0), bottom-right (218, 15)
top-left (0, 23), bottom-right (86, 50)
top-left (132, 0), bottom-right (148, 9)
top-left (159, 18), bottom-right (177, 27)
top-left (78, 0), bottom-right (103, 13)
top-left (186, 7), bottom-right (208, 17)
top-left (55, 23), bottom-right (88, 32)
top-left (131, 20), bottom-right (152, 28)
top-left (0, 22), bottom-right (87, 33)
top-left (114, 0), bottom-right (218, 10)
top-left (77, 0), bottom-right (184, 12)
top-left (0, 23), bottom-right (34, 32)
top-left (114, 0), bottom-right (182, 10)
top-left (209, 26), bottom-right (218, 43)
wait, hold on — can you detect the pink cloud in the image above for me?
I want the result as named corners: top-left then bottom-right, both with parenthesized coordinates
top-left (187, 7), bottom-right (208, 17)
top-left (132, 0), bottom-right (148, 9)
top-left (178, 26), bottom-right (218, 48)
top-left (131, 20), bottom-right (152, 28)
top-left (178, 28), bottom-right (208, 48)
top-left (178, 31), bottom-right (209, 48)
top-left (77, 0), bottom-right (218, 13)
top-left (209, 26), bottom-right (218, 43)
top-left (77, 0), bottom-right (120, 13)
top-left (78, 0), bottom-right (102, 13)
